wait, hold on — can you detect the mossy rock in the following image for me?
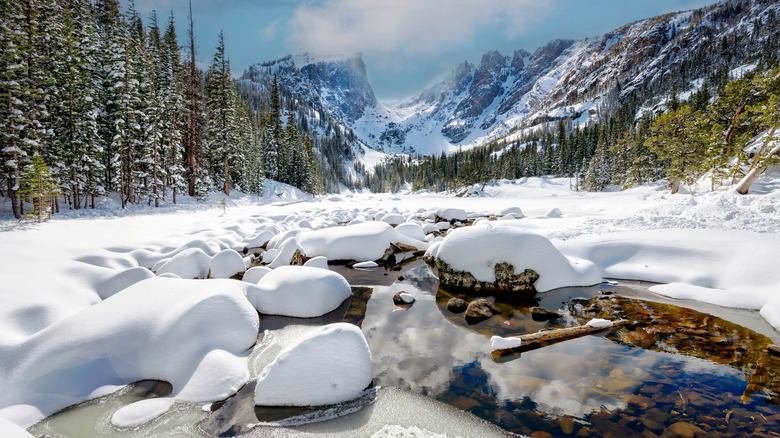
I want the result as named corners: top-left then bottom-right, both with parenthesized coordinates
top-left (434, 258), bottom-right (539, 296)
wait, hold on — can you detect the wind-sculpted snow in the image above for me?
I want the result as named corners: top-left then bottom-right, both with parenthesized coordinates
top-left (0, 278), bottom-right (259, 427)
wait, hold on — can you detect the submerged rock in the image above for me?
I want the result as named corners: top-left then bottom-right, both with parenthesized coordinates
top-left (530, 306), bottom-right (563, 321)
top-left (464, 299), bottom-right (500, 324)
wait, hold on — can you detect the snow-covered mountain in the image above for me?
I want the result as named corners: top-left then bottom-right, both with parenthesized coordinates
top-left (241, 0), bottom-right (780, 157)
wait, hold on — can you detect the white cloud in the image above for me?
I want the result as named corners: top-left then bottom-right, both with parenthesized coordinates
top-left (286, 0), bottom-right (555, 58)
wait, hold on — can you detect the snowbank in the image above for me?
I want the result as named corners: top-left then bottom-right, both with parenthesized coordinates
top-left (254, 323), bottom-right (372, 406)
top-left (0, 278), bottom-right (259, 427)
top-left (434, 222), bottom-right (601, 292)
top-left (558, 229), bottom-right (780, 311)
top-left (247, 266), bottom-right (352, 318)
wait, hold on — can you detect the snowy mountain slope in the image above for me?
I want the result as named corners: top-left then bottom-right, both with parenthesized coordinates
top-left (241, 0), bottom-right (780, 158)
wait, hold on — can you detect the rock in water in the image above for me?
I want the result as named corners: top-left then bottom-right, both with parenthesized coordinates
top-left (660, 421), bottom-right (705, 438)
top-left (530, 306), bottom-right (563, 321)
top-left (254, 323), bottom-right (372, 406)
top-left (446, 297), bottom-right (469, 313)
top-left (433, 223), bottom-right (601, 294)
top-left (464, 299), bottom-right (500, 324)
top-left (393, 291), bottom-right (415, 306)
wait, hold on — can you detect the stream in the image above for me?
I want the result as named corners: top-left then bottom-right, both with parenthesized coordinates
top-left (29, 259), bottom-right (780, 437)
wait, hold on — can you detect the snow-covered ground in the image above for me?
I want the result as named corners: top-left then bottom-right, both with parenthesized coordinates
top-left (1, 169), bottom-right (779, 434)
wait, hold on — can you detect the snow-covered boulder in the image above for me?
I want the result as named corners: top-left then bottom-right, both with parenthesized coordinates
top-left (0, 278), bottom-right (259, 427)
top-left (433, 223), bottom-right (601, 293)
top-left (499, 206), bottom-right (525, 218)
top-left (246, 266), bottom-right (352, 318)
top-left (254, 323), bottom-right (372, 406)
top-left (395, 223), bottom-right (426, 241)
top-left (155, 248), bottom-right (212, 279)
top-left (303, 256), bottom-right (329, 269)
top-left (435, 207), bottom-right (468, 222)
top-left (545, 208), bottom-right (563, 218)
top-left (242, 266), bottom-right (272, 284)
top-left (0, 417), bottom-right (34, 438)
top-left (209, 249), bottom-right (246, 279)
top-left (242, 230), bottom-right (275, 249)
top-left (379, 213), bottom-right (405, 226)
top-left (296, 222), bottom-right (424, 262)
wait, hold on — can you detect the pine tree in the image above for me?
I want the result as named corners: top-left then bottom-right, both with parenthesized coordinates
top-left (205, 30), bottom-right (241, 195)
top-left (264, 76), bottom-right (283, 181)
top-left (184, 0), bottom-right (205, 198)
top-left (161, 12), bottom-right (186, 203)
top-left (19, 154), bottom-right (59, 222)
top-left (49, 0), bottom-right (103, 209)
top-left (645, 105), bottom-right (708, 194)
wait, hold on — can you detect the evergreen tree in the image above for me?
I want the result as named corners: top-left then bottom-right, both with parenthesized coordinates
top-left (645, 105), bottom-right (708, 194)
top-left (205, 30), bottom-right (240, 195)
top-left (160, 12), bottom-right (186, 203)
top-left (18, 153), bottom-right (59, 222)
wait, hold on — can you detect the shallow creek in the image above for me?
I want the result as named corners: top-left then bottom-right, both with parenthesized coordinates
top-left (30, 259), bottom-right (780, 437)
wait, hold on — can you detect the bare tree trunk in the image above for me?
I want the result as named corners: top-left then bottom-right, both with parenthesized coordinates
top-left (736, 134), bottom-right (780, 194)
top-left (670, 178), bottom-right (681, 194)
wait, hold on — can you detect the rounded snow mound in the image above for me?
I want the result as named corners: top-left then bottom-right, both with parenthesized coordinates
top-left (434, 223), bottom-right (601, 292)
top-left (247, 266), bottom-right (352, 318)
top-left (435, 207), bottom-right (468, 222)
top-left (0, 278), bottom-right (259, 426)
top-left (254, 323), bottom-right (372, 406)
top-left (296, 222), bottom-right (427, 262)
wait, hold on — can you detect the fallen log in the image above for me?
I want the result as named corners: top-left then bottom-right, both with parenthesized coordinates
top-left (492, 319), bottom-right (630, 355)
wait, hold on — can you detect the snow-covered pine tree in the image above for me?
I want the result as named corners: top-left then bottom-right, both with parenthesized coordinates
top-left (205, 30), bottom-right (240, 195)
top-left (264, 76), bottom-right (283, 181)
top-left (49, 0), bottom-right (104, 210)
top-left (183, 0), bottom-right (205, 198)
top-left (161, 12), bottom-right (186, 203)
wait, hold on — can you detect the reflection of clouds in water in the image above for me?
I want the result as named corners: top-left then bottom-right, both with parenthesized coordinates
top-left (363, 284), bottom-right (494, 394)
top-left (485, 337), bottom-right (633, 417)
top-left (364, 284), bottom-right (633, 418)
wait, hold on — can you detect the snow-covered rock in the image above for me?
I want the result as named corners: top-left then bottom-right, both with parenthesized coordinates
top-left (353, 261), bottom-right (379, 269)
top-left (545, 208), bottom-right (563, 218)
top-left (435, 207), bottom-right (468, 222)
top-left (242, 266), bottom-right (272, 284)
top-left (296, 222), bottom-right (425, 262)
top-left (155, 248), bottom-right (212, 279)
top-left (395, 223), bottom-right (426, 241)
top-left (254, 323), bottom-right (372, 406)
top-left (499, 206), bottom-right (525, 218)
top-left (434, 223), bottom-right (601, 292)
top-left (209, 249), bottom-right (246, 279)
top-left (246, 266), bottom-right (352, 318)
top-left (0, 278), bottom-right (259, 427)
top-left (243, 230), bottom-right (275, 249)
top-left (303, 256), bottom-right (329, 269)
top-left (111, 397), bottom-right (175, 428)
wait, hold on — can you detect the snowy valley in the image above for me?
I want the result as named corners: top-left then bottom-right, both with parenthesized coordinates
top-left (2, 0), bottom-right (780, 436)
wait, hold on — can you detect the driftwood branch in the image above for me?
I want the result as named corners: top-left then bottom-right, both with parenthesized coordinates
top-left (493, 319), bottom-right (630, 356)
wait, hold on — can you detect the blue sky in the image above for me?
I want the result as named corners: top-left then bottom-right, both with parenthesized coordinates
top-left (130, 0), bottom-right (722, 101)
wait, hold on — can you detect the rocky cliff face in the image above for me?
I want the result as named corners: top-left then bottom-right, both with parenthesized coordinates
top-left (242, 0), bottom-right (780, 157)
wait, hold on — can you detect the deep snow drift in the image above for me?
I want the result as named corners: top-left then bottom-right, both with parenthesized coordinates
top-left (1, 171), bottom-right (780, 432)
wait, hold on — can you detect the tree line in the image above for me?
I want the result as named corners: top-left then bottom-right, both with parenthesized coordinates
top-left (364, 65), bottom-right (779, 196)
top-left (0, 0), bottom-right (320, 221)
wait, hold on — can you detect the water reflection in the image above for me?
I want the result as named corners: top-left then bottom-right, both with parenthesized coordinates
top-left (361, 263), bottom-right (780, 436)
